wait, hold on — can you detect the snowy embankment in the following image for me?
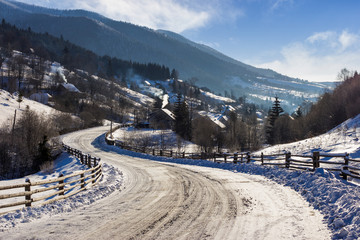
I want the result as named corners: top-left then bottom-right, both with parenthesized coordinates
top-left (0, 152), bottom-right (123, 230)
top-left (103, 122), bottom-right (360, 239)
top-left (258, 114), bottom-right (360, 158)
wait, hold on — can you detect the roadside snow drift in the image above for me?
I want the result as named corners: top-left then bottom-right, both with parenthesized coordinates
top-left (0, 153), bottom-right (123, 230)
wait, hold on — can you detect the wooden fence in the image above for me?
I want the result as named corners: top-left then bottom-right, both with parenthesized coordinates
top-left (0, 145), bottom-right (102, 214)
top-left (105, 131), bottom-right (360, 181)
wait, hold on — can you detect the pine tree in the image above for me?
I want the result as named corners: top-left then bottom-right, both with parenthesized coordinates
top-left (174, 94), bottom-right (191, 140)
top-left (266, 96), bottom-right (284, 144)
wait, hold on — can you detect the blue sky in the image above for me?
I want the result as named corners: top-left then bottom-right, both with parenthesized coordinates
top-left (14, 0), bottom-right (360, 82)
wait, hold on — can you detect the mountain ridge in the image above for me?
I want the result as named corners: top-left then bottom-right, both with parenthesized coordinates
top-left (0, 0), bottom-right (330, 109)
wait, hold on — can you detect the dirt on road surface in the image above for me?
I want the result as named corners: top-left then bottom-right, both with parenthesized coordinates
top-left (0, 127), bottom-right (331, 239)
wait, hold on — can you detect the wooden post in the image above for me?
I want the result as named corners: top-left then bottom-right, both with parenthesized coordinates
top-left (25, 178), bottom-right (31, 207)
top-left (81, 173), bottom-right (85, 188)
top-left (170, 150), bottom-right (173, 157)
top-left (246, 152), bottom-right (251, 163)
top-left (285, 152), bottom-right (291, 168)
top-left (224, 154), bottom-right (227, 163)
top-left (59, 174), bottom-right (64, 196)
top-left (241, 153), bottom-right (243, 163)
top-left (261, 152), bottom-right (264, 165)
top-left (88, 156), bottom-right (92, 168)
top-left (153, 149), bottom-right (155, 155)
top-left (233, 152), bottom-right (238, 164)
top-left (92, 169), bottom-right (96, 184)
top-left (342, 153), bottom-right (349, 180)
top-left (312, 151), bottom-right (320, 170)
top-left (160, 149), bottom-right (163, 156)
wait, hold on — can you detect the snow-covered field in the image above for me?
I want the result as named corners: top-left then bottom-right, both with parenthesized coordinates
top-left (111, 127), bottom-right (199, 153)
top-left (0, 89), bottom-right (58, 127)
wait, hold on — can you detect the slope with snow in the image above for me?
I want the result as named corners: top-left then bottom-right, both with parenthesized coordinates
top-left (257, 114), bottom-right (360, 158)
top-left (0, 89), bottom-right (59, 127)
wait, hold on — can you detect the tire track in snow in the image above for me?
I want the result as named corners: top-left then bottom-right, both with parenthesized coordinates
top-left (0, 126), bottom-right (330, 240)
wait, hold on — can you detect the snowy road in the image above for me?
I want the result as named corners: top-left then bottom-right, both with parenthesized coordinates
top-left (1, 127), bottom-right (331, 239)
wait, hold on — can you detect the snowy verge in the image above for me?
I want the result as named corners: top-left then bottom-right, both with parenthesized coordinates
top-left (94, 134), bottom-right (360, 240)
top-left (0, 153), bottom-right (123, 230)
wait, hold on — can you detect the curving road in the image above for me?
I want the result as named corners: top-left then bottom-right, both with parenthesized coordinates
top-left (1, 127), bottom-right (331, 239)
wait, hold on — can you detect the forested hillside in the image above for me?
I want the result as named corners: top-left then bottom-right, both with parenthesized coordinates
top-left (266, 72), bottom-right (360, 144)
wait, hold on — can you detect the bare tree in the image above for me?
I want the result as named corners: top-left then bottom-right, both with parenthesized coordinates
top-left (337, 68), bottom-right (353, 82)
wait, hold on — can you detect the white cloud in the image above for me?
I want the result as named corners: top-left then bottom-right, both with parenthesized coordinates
top-left (256, 30), bottom-right (360, 82)
top-left (15, 0), bottom-right (244, 33)
top-left (75, 0), bottom-right (212, 32)
top-left (339, 30), bottom-right (358, 50)
top-left (270, 0), bottom-right (294, 11)
top-left (306, 31), bottom-right (335, 44)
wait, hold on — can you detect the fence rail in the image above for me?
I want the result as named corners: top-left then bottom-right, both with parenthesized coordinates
top-left (0, 144), bottom-right (102, 213)
top-left (105, 129), bottom-right (360, 181)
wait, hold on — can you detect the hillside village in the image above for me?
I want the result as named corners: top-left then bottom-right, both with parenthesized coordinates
top-left (1, 1), bottom-right (360, 239)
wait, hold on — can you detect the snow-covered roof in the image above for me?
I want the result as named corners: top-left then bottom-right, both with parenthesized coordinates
top-left (61, 83), bottom-right (80, 93)
top-left (162, 108), bottom-right (175, 120)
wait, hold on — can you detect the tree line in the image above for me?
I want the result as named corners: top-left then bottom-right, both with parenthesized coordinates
top-left (265, 71), bottom-right (360, 145)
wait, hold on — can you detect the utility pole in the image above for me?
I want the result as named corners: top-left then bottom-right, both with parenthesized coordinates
top-left (11, 109), bottom-right (17, 144)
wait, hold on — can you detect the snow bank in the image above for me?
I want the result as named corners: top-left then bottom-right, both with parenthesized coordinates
top-left (0, 153), bottom-right (123, 230)
top-left (96, 134), bottom-right (360, 239)
top-left (258, 113), bottom-right (360, 159)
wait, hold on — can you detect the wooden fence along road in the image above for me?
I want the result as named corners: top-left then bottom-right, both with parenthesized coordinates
top-left (106, 131), bottom-right (360, 181)
top-left (0, 144), bottom-right (102, 214)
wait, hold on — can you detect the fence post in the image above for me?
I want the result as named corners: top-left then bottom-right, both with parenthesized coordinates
top-left (213, 152), bottom-right (216, 162)
top-left (224, 154), bottom-right (227, 163)
top-left (342, 153), bottom-right (349, 180)
top-left (59, 174), bottom-right (64, 196)
top-left (261, 152), bottom-right (264, 165)
top-left (234, 152), bottom-right (238, 164)
top-left (88, 156), bottom-right (92, 168)
top-left (241, 153), bottom-right (243, 163)
top-left (183, 152), bottom-right (185, 158)
top-left (80, 173), bottom-right (85, 188)
top-left (246, 152), bottom-right (251, 163)
top-left (170, 150), bottom-right (173, 157)
top-left (285, 152), bottom-right (291, 168)
top-left (92, 168), bottom-right (96, 184)
top-left (312, 151), bottom-right (320, 170)
top-left (160, 149), bottom-right (163, 156)
top-left (153, 149), bottom-right (155, 155)
top-left (25, 178), bottom-right (31, 207)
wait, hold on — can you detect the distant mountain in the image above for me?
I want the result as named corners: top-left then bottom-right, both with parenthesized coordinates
top-left (0, 0), bottom-right (330, 109)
